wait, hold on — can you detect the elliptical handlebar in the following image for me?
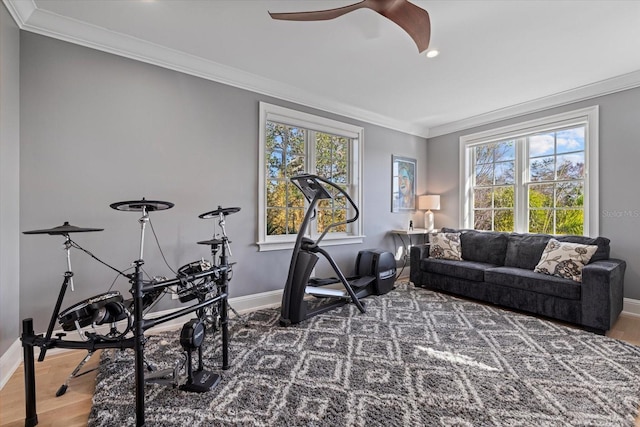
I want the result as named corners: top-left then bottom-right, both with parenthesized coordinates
top-left (290, 174), bottom-right (359, 247)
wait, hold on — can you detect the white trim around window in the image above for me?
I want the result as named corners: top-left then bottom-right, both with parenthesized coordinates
top-left (257, 102), bottom-right (365, 251)
top-left (459, 106), bottom-right (599, 236)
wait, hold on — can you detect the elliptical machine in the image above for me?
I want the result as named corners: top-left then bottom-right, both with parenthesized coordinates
top-left (280, 174), bottom-right (396, 326)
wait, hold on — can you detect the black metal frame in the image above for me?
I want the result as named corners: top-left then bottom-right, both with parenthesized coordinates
top-left (280, 173), bottom-right (367, 326)
top-left (21, 201), bottom-right (238, 426)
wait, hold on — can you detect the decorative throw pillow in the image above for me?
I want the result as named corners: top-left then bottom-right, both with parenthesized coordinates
top-left (534, 238), bottom-right (597, 282)
top-left (429, 232), bottom-right (462, 261)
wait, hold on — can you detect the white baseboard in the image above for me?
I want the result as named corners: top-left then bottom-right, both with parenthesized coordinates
top-left (227, 289), bottom-right (282, 314)
top-left (0, 289), bottom-right (283, 390)
top-left (0, 338), bottom-right (23, 389)
top-left (622, 298), bottom-right (640, 318)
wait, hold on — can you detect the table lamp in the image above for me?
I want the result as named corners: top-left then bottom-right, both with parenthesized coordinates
top-left (418, 195), bottom-right (440, 231)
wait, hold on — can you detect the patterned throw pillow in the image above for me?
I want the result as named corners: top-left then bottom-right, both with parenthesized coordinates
top-left (429, 232), bottom-right (462, 261)
top-left (534, 238), bottom-right (597, 282)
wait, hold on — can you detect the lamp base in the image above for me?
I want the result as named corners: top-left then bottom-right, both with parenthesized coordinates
top-left (424, 210), bottom-right (434, 231)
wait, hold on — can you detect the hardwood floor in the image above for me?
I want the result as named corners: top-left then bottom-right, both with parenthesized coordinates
top-left (2, 314), bottom-right (640, 426)
top-left (1, 349), bottom-right (102, 427)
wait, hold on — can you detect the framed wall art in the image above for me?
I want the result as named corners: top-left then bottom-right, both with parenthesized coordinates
top-left (391, 155), bottom-right (416, 212)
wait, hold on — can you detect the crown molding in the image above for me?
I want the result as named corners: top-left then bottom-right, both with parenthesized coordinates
top-left (3, 0), bottom-right (429, 138)
top-left (428, 70), bottom-right (640, 138)
top-left (2, 0), bottom-right (35, 27)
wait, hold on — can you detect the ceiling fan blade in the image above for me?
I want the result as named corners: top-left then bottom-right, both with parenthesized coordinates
top-left (379, 0), bottom-right (431, 52)
top-left (269, 0), bottom-right (431, 53)
top-left (269, 1), bottom-right (367, 22)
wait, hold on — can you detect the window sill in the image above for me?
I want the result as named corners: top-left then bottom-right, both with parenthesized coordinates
top-left (257, 235), bottom-right (365, 252)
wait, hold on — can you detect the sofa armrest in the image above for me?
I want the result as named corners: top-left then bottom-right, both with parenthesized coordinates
top-left (409, 244), bottom-right (429, 285)
top-left (581, 259), bottom-right (626, 332)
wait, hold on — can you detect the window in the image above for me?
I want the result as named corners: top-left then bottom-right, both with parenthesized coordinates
top-left (258, 102), bottom-right (364, 251)
top-left (472, 140), bottom-right (516, 231)
top-left (528, 127), bottom-right (586, 234)
top-left (460, 106), bottom-right (599, 236)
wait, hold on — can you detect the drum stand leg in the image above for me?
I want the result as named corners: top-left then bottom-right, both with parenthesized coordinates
top-left (227, 302), bottom-right (246, 323)
top-left (221, 299), bottom-right (229, 370)
top-left (208, 213), bottom-right (245, 327)
top-left (214, 224), bottom-right (231, 370)
top-left (40, 235), bottom-right (77, 361)
top-left (219, 272), bottom-right (230, 370)
top-left (132, 207), bottom-right (150, 426)
top-left (22, 318), bottom-right (38, 427)
top-left (55, 350), bottom-right (96, 397)
top-left (132, 259), bottom-right (147, 427)
top-left (39, 271), bottom-right (73, 362)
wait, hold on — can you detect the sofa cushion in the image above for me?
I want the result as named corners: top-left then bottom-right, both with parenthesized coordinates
top-left (504, 233), bottom-right (611, 271)
top-left (441, 228), bottom-right (509, 265)
top-left (420, 258), bottom-right (496, 282)
top-left (534, 239), bottom-right (598, 282)
top-left (459, 230), bottom-right (508, 265)
top-left (485, 266), bottom-right (581, 300)
top-left (504, 233), bottom-right (552, 270)
top-left (555, 235), bottom-right (610, 262)
top-left (428, 232), bottom-right (462, 260)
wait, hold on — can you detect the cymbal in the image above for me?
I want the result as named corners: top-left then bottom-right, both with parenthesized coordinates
top-left (23, 221), bottom-right (104, 235)
top-left (110, 198), bottom-right (174, 212)
top-left (199, 206), bottom-right (241, 219)
top-left (197, 239), bottom-right (224, 246)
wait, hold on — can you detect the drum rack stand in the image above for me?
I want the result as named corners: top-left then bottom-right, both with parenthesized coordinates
top-left (21, 201), bottom-right (231, 427)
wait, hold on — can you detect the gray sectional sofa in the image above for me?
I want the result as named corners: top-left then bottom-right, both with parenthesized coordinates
top-left (409, 228), bottom-right (626, 334)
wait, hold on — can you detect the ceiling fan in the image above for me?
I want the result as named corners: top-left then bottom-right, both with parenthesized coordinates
top-left (269, 0), bottom-right (431, 53)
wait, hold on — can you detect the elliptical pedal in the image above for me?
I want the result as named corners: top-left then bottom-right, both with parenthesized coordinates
top-left (305, 286), bottom-right (347, 298)
top-left (309, 277), bottom-right (339, 286)
top-left (349, 275), bottom-right (376, 289)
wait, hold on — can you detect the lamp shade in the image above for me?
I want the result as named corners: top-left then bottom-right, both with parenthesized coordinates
top-left (418, 195), bottom-right (440, 211)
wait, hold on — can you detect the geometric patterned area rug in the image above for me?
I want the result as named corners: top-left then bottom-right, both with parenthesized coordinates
top-left (89, 282), bottom-right (640, 426)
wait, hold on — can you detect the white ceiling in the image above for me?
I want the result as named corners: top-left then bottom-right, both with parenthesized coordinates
top-left (6, 0), bottom-right (640, 137)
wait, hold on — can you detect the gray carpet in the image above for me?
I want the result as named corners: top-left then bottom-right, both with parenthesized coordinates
top-left (89, 282), bottom-right (640, 426)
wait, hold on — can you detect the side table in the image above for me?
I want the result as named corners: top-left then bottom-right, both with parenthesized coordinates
top-left (390, 228), bottom-right (433, 279)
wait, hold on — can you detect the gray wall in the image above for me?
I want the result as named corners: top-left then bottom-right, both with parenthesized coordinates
top-left (16, 32), bottom-right (427, 336)
top-left (427, 87), bottom-right (640, 299)
top-left (0, 3), bottom-right (20, 356)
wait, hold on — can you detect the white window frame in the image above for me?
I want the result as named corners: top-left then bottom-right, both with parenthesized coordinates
top-left (459, 106), bottom-right (599, 236)
top-left (257, 102), bottom-right (364, 251)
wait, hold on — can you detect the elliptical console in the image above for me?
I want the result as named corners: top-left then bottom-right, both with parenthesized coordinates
top-left (280, 174), bottom-right (395, 326)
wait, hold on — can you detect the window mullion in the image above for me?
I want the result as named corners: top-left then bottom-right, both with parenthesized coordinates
top-left (307, 130), bottom-right (316, 237)
top-left (471, 149), bottom-right (476, 229)
top-left (516, 137), bottom-right (527, 233)
top-left (283, 130), bottom-right (290, 235)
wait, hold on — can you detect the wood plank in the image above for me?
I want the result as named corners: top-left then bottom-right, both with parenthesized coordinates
top-left (1, 350), bottom-right (100, 427)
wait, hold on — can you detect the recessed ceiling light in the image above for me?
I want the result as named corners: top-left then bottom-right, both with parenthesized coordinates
top-left (426, 49), bottom-right (439, 58)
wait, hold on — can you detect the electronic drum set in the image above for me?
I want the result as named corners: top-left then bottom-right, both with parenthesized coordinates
top-left (20, 199), bottom-right (241, 427)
